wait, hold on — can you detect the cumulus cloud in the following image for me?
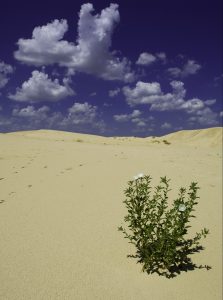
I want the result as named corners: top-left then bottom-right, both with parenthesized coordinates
top-left (161, 122), bottom-right (172, 129)
top-left (0, 61), bottom-right (14, 89)
top-left (183, 60), bottom-right (201, 76)
top-left (108, 87), bottom-right (121, 97)
top-left (167, 67), bottom-right (181, 78)
top-left (123, 80), bottom-right (218, 126)
top-left (123, 81), bottom-right (162, 106)
top-left (220, 111), bottom-right (223, 118)
top-left (61, 102), bottom-right (105, 132)
top-left (14, 4), bottom-right (135, 82)
top-left (114, 109), bottom-right (141, 122)
top-left (136, 53), bottom-right (157, 66)
top-left (156, 52), bottom-right (167, 62)
top-left (6, 101), bottom-right (106, 133)
top-left (12, 105), bottom-right (50, 118)
top-left (113, 114), bottom-right (129, 122)
top-left (14, 20), bottom-right (74, 66)
top-left (188, 107), bottom-right (218, 126)
top-left (8, 70), bottom-right (74, 102)
top-left (66, 102), bottom-right (97, 125)
top-left (204, 99), bottom-right (216, 106)
top-left (168, 60), bottom-right (201, 78)
top-left (114, 109), bottom-right (147, 128)
top-left (136, 52), bottom-right (167, 66)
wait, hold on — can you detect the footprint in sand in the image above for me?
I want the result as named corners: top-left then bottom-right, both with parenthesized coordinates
top-left (9, 192), bottom-right (15, 195)
top-left (0, 177), bottom-right (5, 180)
top-left (209, 184), bottom-right (215, 188)
top-left (65, 167), bottom-right (73, 171)
top-left (0, 200), bottom-right (5, 203)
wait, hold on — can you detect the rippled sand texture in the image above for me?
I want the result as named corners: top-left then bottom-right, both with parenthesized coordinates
top-left (0, 127), bottom-right (222, 300)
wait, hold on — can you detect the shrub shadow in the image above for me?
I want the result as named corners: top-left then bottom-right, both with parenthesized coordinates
top-left (131, 243), bottom-right (212, 279)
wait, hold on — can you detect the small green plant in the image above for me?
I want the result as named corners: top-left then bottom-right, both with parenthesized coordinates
top-left (163, 139), bottom-right (171, 145)
top-left (76, 139), bottom-right (83, 143)
top-left (118, 174), bottom-right (210, 278)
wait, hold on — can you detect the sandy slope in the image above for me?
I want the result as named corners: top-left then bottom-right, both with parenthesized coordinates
top-left (0, 128), bottom-right (222, 299)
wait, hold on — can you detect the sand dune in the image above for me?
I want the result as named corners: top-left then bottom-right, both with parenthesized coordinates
top-left (0, 127), bottom-right (222, 299)
top-left (159, 127), bottom-right (223, 147)
top-left (6, 126), bottom-right (223, 146)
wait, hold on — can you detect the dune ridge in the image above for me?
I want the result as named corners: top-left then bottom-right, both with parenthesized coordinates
top-left (4, 127), bottom-right (223, 147)
top-left (159, 127), bottom-right (223, 146)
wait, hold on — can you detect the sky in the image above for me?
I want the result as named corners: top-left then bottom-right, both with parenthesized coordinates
top-left (0, 0), bottom-right (222, 137)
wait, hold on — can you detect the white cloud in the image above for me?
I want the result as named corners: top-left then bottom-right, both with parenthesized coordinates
top-left (8, 70), bottom-right (74, 102)
top-left (113, 113), bottom-right (129, 122)
top-left (170, 81), bottom-right (186, 99)
top-left (123, 81), bottom-right (162, 106)
top-left (188, 107), bottom-right (218, 126)
top-left (67, 102), bottom-right (97, 125)
top-left (204, 99), bottom-right (216, 106)
top-left (0, 61), bottom-right (14, 89)
top-left (161, 122), bottom-right (172, 129)
top-left (14, 19), bottom-right (74, 66)
top-left (136, 52), bottom-right (167, 66)
top-left (220, 111), bottom-right (223, 118)
top-left (123, 80), bottom-right (186, 111)
top-left (156, 52), bottom-right (167, 62)
top-left (61, 102), bottom-right (105, 132)
top-left (167, 67), bottom-right (181, 78)
top-left (183, 60), bottom-right (201, 76)
top-left (180, 98), bottom-right (205, 113)
top-left (114, 109), bottom-right (147, 128)
top-left (114, 109), bottom-right (141, 122)
top-left (123, 80), bottom-right (218, 126)
top-left (131, 109), bottom-right (141, 118)
top-left (108, 87), bottom-right (121, 97)
top-left (149, 85), bottom-right (206, 115)
top-left (135, 120), bottom-right (146, 127)
top-left (14, 4), bottom-right (135, 82)
top-left (131, 118), bottom-right (146, 127)
top-left (136, 53), bottom-right (157, 66)
top-left (5, 101), bottom-right (106, 133)
top-left (12, 105), bottom-right (49, 118)
top-left (168, 60), bottom-right (201, 78)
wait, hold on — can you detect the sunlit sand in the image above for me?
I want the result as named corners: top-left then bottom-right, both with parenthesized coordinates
top-left (0, 127), bottom-right (222, 299)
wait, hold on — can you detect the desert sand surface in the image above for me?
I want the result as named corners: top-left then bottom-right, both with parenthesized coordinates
top-left (0, 127), bottom-right (222, 300)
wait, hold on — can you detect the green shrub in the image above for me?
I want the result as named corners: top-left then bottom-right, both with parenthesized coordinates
top-left (118, 174), bottom-right (210, 277)
top-left (163, 139), bottom-right (171, 145)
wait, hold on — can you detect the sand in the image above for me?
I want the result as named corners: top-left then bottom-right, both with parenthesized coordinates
top-left (0, 127), bottom-right (222, 299)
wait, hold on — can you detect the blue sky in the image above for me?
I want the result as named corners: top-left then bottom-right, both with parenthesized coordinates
top-left (0, 0), bottom-right (222, 136)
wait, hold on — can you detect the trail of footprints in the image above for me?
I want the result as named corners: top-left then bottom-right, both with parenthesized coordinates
top-left (1, 150), bottom-right (128, 204)
top-left (0, 151), bottom-right (40, 204)
top-left (0, 150), bottom-right (86, 203)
